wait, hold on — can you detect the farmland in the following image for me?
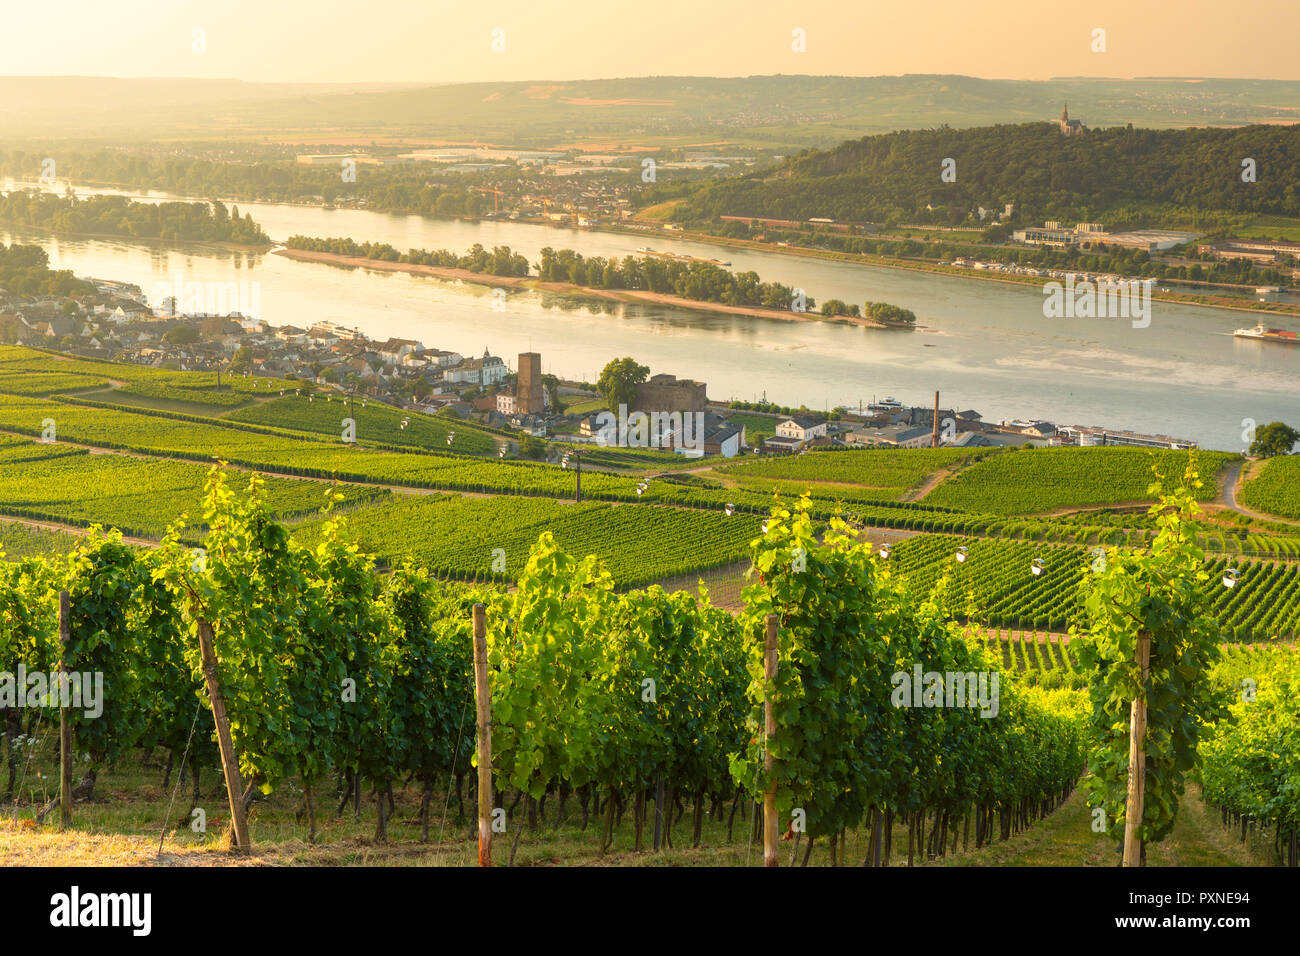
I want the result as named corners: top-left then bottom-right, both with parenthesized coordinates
top-left (225, 394), bottom-right (499, 456)
top-left (292, 494), bottom-right (758, 588)
top-left (1241, 455), bottom-right (1300, 520)
top-left (0, 346), bottom-right (1297, 631)
top-left (888, 533), bottom-right (1300, 641)
top-left (921, 447), bottom-right (1237, 514)
top-left (718, 446), bottom-right (985, 497)
top-left (0, 438), bottom-right (387, 537)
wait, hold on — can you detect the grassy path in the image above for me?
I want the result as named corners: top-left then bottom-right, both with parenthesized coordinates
top-left (931, 784), bottom-right (1273, 867)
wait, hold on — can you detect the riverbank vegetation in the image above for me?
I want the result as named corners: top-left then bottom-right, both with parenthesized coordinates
top-left (284, 235), bottom-right (529, 276)
top-left (0, 192), bottom-right (269, 245)
top-left (0, 242), bottom-right (91, 298)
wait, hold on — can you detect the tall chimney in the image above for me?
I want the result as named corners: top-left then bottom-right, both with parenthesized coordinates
top-left (932, 391), bottom-right (940, 448)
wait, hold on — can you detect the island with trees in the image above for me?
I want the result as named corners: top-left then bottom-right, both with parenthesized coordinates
top-left (0, 192), bottom-right (270, 246)
top-left (279, 235), bottom-right (915, 329)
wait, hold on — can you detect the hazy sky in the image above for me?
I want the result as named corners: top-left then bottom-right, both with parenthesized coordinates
top-left (3, 0), bottom-right (1297, 84)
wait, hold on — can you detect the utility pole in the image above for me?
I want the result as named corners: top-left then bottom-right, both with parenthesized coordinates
top-left (562, 448), bottom-right (584, 502)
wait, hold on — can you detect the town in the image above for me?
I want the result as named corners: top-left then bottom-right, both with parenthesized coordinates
top-left (0, 276), bottom-right (1200, 457)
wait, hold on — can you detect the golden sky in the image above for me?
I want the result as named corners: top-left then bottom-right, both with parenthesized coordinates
top-left (3, 0), bottom-right (1296, 83)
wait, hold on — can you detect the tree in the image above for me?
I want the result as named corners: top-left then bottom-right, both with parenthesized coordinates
top-left (1249, 421), bottom-right (1300, 458)
top-left (230, 345), bottom-right (252, 374)
top-left (163, 325), bottom-right (199, 345)
top-left (541, 373), bottom-right (563, 413)
top-left (597, 357), bottom-right (649, 412)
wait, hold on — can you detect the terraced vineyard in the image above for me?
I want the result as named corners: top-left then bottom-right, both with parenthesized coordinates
top-left (1241, 455), bottom-right (1300, 520)
top-left (717, 446), bottom-right (985, 498)
top-left (0, 438), bottom-right (388, 537)
top-left (226, 393), bottom-right (499, 455)
top-left (922, 447), bottom-right (1236, 515)
top-left (0, 345), bottom-right (292, 404)
top-left (0, 519), bottom-right (83, 558)
top-left (291, 494), bottom-right (759, 588)
top-left (890, 533), bottom-right (1300, 641)
top-left (0, 368), bottom-right (112, 395)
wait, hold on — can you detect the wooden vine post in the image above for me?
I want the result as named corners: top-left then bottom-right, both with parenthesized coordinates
top-left (58, 590), bottom-right (72, 829)
top-left (763, 614), bottom-right (779, 868)
top-left (1122, 628), bottom-right (1151, 867)
top-left (196, 619), bottom-right (250, 853)
top-left (472, 603), bottom-right (493, 867)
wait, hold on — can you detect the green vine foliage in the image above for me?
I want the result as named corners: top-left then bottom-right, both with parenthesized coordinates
top-left (376, 561), bottom-right (476, 787)
top-left (1071, 461), bottom-right (1232, 849)
top-left (485, 533), bottom-right (621, 798)
top-left (1200, 647), bottom-right (1300, 839)
top-left (731, 496), bottom-right (1086, 840)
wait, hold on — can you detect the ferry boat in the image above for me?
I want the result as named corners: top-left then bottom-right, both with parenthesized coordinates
top-left (1234, 323), bottom-right (1300, 345)
top-left (867, 396), bottom-right (905, 412)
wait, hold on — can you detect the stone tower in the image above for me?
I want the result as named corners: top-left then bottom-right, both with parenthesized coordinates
top-left (517, 351), bottom-right (544, 415)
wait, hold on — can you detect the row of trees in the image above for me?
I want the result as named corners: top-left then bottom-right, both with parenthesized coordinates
top-left (284, 236), bottom-right (530, 277)
top-left (537, 247), bottom-right (813, 311)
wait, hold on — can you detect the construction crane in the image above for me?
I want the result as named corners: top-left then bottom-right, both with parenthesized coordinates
top-left (471, 186), bottom-right (505, 214)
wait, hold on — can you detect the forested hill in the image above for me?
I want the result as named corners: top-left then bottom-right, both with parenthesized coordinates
top-left (671, 123), bottom-right (1300, 230)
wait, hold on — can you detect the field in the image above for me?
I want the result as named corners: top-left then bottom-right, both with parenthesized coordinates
top-left (292, 495), bottom-right (758, 588)
top-left (1238, 215), bottom-right (1300, 241)
top-left (922, 447), bottom-right (1237, 515)
top-left (0, 519), bottom-right (82, 559)
top-left (0, 438), bottom-right (387, 538)
top-left (888, 533), bottom-right (1300, 641)
top-left (718, 447), bottom-right (985, 499)
top-left (225, 394), bottom-right (500, 456)
top-left (1241, 455), bottom-right (1300, 520)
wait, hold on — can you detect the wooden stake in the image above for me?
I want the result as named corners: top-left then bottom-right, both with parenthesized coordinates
top-left (653, 772), bottom-right (664, 851)
top-left (763, 613), bottom-right (779, 868)
top-left (197, 619), bottom-right (250, 853)
top-left (1123, 628), bottom-right (1151, 867)
top-left (472, 603), bottom-right (493, 867)
top-left (58, 590), bottom-right (72, 829)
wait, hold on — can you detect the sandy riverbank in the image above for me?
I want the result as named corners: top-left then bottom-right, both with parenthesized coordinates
top-left (606, 225), bottom-right (1300, 319)
top-left (274, 247), bottom-right (908, 328)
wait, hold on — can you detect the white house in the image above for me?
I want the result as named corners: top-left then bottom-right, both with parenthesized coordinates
top-left (447, 351), bottom-right (506, 386)
top-left (377, 337), bottom-right (423, 363)
top-left (775, 415), bottom-right (829, 443)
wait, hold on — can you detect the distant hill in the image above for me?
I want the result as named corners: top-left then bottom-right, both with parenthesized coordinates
top-left (3, 75), bottom-right (1299, 148)
top-left (669, 122), bottom-right (1300, 229)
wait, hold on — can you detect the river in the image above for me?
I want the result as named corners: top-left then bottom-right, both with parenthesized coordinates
top-left (3, 178), bottom-right (1297, 451)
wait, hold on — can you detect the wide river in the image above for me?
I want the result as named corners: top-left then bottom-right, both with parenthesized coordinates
top-left (3, 180), bottom-right (1297, 451)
